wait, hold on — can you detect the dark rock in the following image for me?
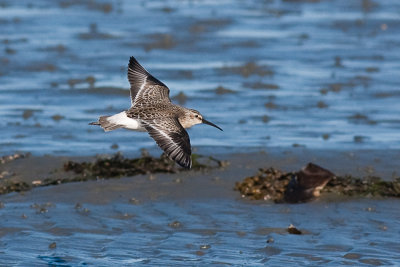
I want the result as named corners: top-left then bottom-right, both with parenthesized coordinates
top-left (287, 224), bottom-right (302, 235)
top-left (284, 163), bottom-right (334, 203)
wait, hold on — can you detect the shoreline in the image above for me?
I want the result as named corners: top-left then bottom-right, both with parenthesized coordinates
top-left (1, 148), bottom-right (399, 203)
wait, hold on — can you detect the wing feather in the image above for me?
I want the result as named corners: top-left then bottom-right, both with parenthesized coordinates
top-left (142, 118), bottom-right (192, 168)
top-left (127, 57), bottom-right (170, 106)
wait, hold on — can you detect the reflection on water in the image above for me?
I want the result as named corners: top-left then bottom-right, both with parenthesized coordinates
top-left (1, 0), bottom-right (400, 156)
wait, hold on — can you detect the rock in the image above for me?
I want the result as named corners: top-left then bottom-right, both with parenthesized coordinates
top-left (287, 224), bottom-right (302, 235)
top-left (284, 163), bottom-right (334, 203)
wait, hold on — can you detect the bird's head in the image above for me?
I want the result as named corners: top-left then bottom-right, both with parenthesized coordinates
top-left (180, 109), bottom-right (223, 131)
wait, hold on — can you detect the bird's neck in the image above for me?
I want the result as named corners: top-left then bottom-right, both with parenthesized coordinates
top-left (178, 116), bottom-right (195, 129)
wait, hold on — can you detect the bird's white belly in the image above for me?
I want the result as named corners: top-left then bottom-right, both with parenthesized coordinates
top-left (108, 111), bottom-right (146, 131)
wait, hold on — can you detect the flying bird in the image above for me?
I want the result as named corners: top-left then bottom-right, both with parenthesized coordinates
top-left (90, 57), bottom-right (223, 168)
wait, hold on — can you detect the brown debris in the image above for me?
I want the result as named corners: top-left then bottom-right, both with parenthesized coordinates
top-left (25, 63), bottom-right (57, 72)
top-left (62, 152), bottom-right (224, 180)
top-left (60, 0), bottom-right (112, 13)
top-left (348, 113), bottom-right (377, 125)
top-left (0, 153), bottom-right (224, 195)
top-left (78, 23), bottom-right (116, 40)
top-left (0, 153), bottom-right (30, 164)
top-left (317, 101), bottom-right (328, 108)
top-left (64, 153), bottom-right (172, 177)
top-left (323, 175), bottom-right (400, 197)
top-left (235, 163), bottom-right (400, 203)
top-left (0, 181), bottom-right (31, 195)
top-left (234, 167), bottom-right (292, 201)
top-left (264, 102), bottom-right (278, 109)
top-left (189, 18), bottom-right (232, 34)
top-left (168, 221), bottom-right (182, 228)
top-left (244, 82), bottom-right (279, 90)
top-left (172, 91), bottom-right (188, 105)
top-left (22, 109), bottom-right (38, 119)
top-left (220, 62), bottom-right (274, 78)
top-left (287, 224), bottom-right (302, 235)
top-left (51, 114), bottom-right (65, 121)
top-left (144, 33), bottom-right (176, 52)
top-left (41, 44), bottom-right (67, 53)
top-left (214, 85), bottom-right (236, 95)
top-left (67, 76), bottom-right (98, 89)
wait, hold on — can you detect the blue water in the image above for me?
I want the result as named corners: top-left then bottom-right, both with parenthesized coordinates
top-left (1, 0), bottom-right (400, 156)
top-left (1, 195), bottom-right (400, 266)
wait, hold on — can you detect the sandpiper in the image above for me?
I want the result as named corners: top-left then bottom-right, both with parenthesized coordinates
top-left (90, 57), bottom-right (222, 168)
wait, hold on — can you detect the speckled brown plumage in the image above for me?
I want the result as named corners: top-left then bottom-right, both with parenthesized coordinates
top-left (90, 57), bottom-right (222, 169)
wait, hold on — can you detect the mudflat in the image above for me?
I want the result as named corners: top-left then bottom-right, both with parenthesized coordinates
top-left (2, 148), bottom-right (399, 202)
top-left (1, 149), bottom-right (399, 265)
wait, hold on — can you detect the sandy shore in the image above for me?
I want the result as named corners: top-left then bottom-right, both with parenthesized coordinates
top-left (1, 148), bottom-right (399, 203)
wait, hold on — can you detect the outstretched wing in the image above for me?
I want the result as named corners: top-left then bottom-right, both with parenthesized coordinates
top-left (142, 118), bottom-right (192, 169)
top-left (127, 57), bottom-right (170, 107)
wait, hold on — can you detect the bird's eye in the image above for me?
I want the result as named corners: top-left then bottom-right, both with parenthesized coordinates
top-left (195, 115), bottom-right (199, 118)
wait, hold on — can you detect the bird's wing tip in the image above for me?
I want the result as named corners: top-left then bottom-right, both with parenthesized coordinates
top-left (128, 56), bottom-right (138, 66)
top-left (128, 57), bottom-right (146, 73)
top-left (180, 158), bottom-right (192, 169)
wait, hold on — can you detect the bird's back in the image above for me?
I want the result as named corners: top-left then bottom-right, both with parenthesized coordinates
top-left (127, 103), bottom-right (186, 120)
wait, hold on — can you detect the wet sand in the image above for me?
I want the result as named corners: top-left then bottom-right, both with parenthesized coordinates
top-left (1, 149), bottom-right (400, 265)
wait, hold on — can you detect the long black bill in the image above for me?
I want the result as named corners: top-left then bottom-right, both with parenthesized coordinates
top-left (202, 118), bottom-right (223, 131)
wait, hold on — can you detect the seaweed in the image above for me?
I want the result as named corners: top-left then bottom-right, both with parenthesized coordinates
top-left (63, 152), bottom-right (224, 179)
top-left (0, 181), bottom-right (31, 195)
top-left (0, 152), bottom-right (224, 195)
top-left (323, 175), bottom-right (400, 197)
top-left (235, 164), bottom-right (400, 203)
top-left (234, 167), bottom-right (293, 202)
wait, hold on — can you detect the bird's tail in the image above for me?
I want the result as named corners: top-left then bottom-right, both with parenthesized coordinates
top-left (89, 116), bottom-right (122, 132)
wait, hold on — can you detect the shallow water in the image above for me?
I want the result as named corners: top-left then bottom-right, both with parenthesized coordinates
top-left (1, 0), bottom-right (400, 156)
top-left (1, 195), bottom-right (400, 266)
